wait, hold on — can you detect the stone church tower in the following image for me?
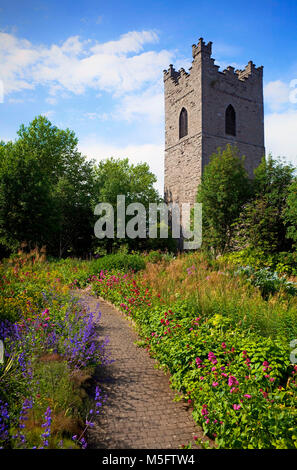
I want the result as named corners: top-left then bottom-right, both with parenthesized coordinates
top-left (163, 37), bottom-right (265, 206)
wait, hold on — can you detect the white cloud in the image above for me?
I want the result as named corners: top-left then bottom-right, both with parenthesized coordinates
top-left (41, 110), bottom-right (55, 118)
top-left (0, 30), bottom-right (172, 101)
top-left (0, 32), bottom-right (40, 94)
top-left (90, 30), bottom-right (158, 55)
top-left (264, 80), bottom-right (291, 112)
top-left (113, 83), bottom-right (164, 123)
top-left (265, 110), bottom-right (297, 166)
top-left (78, 137), bottom-right (164, 194)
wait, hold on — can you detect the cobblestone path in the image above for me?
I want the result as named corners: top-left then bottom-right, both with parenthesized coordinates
top-left (79, 293), bottom-right (204, 449)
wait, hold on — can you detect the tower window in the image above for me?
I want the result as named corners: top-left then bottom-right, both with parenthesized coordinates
top-left (179, 107), bottom-right (188, 139)
top-left (225, 104), bottom-right (236, 136)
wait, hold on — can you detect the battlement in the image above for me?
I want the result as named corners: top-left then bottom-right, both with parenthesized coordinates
top-left (164, 36), bottom-right (265, 213)
top-left (163, 37), bottom-right (263, 86)
top-left (192, 37), bottom-right (212, 58)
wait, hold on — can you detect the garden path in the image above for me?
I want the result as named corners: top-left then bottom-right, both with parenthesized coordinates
top-left (77, 292), bottom-right (205, 449)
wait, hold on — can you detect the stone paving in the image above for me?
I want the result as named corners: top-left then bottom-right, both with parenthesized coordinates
top-left (79, 293), bottom-right (204, 449)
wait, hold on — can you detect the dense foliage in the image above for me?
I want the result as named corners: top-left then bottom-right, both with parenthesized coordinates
top-left (197, 148), bottom-right (296, 259)
top-left (88, 253), bottom-right (297, 448)
top-left (196, 145), bottom-right (251, 254)
top-left (235, 156), bottom-right (295, 253)
top-left (0, 117), bottom-right (96, 258)
top-left (0, 116), bottom-right (167, 259)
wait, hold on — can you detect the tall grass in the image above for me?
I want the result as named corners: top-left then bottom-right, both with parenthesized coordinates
top-left (142, 252), bottom-right (297, 340)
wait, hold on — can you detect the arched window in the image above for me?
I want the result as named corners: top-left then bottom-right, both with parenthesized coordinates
top-left (225, 104), bottom-right (236, 136)
top-left (179, 107), bottom-right (188, 139)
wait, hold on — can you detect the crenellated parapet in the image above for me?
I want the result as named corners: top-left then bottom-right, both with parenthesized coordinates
top-left (192, 37), bottom-right (212, 58)
top-left (163, 64), bottom-right (190, 84)
top-left (163, 37), bottom-right (263, 87)
top-left (235, 61), bottom-right (263, 81)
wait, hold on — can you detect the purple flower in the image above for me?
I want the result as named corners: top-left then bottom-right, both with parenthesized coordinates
top-left (40, 407), bottom-right (52, 448)
top-left (228, 375), bottom-right (239, 387)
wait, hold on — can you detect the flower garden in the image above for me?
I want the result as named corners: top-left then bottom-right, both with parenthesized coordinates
top-left (89, 252), bottom-right (297, 449)
top-left (1, 249), bottom-right (297, 449)
top-left (0, 250), bottom-right (109, 449)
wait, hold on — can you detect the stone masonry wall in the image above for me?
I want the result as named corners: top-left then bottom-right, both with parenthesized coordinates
top-left (163, 38), bottom-right (265, 207)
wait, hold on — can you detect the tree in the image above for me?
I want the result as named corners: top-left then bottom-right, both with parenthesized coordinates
top-left (0, 116), bottom-right (96, 257)
top-left (196, 145), bottom-right (251, 254)
top-left (0, 140), bottom-right (54, 252)
top-left (283, 178), bottom-right (297, 247)
top-left (235, 155), bottom-right (295, 253)
top-left (93, 157), bottom-right (163, 253)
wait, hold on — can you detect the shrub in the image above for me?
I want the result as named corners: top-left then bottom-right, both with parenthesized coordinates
top-left (143, 250), bottom-right (175, 264)
top-left (89, 253), bottom-right (145, 276)
top-left (235, 266), bottom-right (297, 299)
top-left (222, 248), bottom-right (297, 276)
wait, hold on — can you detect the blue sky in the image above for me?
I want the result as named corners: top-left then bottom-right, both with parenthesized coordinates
top-left (1, 0), bottom-right (297, 192)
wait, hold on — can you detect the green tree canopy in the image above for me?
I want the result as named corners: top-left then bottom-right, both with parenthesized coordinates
top-left (283, 177), bottom-right (297, 248)
top-left (235, 155), bottom-right (295, 253)
top-left (93, 157), bottom-right (163, 253)
top-left (196, 144), bottom-right (251, 254)
top-left (0, 116), bottom-right (95, 257)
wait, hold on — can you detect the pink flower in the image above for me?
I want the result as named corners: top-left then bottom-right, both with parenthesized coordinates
top-left (263, 360), bottom-right (270, 371)
top-left (41, 308), bottom-right (49, 317)
top-left (195, 357), bottom-right (202, 367)
top-left (228, 375), bottom-right (239, 387)
top-left (221, 372), bottom-right (228, 378)
top-left (212, 381), bottom-right (219, 387)
top-left (208, 351), bottom-right (217, 365)
top-left (211, 366), bottom-right (216, 372)
top-left (244, 394), bottom-right (252, 399)
top-left (201, 405), bottom-right (208, 416)
top-left (199, 376), bottom-right (205, 381)
top-left (233, 404), bottom-right (241, 410)
top-left (221, 342), bottom-right (226, 349)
